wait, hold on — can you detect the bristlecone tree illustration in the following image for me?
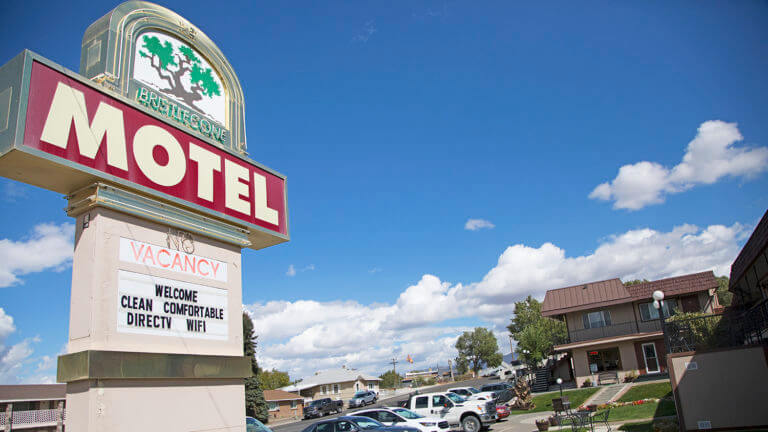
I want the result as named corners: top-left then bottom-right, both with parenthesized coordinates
top-left (138, 35), bottom-right (221, 111)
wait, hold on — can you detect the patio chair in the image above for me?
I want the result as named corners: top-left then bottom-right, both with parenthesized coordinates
top-left (552, 397), bottom-right (572, 428)
top-left (589, 407), bottom-right (611, 432)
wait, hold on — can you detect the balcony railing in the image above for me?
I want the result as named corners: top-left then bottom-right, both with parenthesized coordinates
top-left (0, 408), bottom-right (65, 427)
top-left (567, 319), bottom-right (662, 343)
top-left (663, 299), bottom-right (768, 353)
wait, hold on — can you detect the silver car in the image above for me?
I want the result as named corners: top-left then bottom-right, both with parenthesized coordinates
top-left (349, 390), bottom-right (377, 408)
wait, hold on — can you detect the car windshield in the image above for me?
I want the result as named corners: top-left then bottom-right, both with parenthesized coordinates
top-left (351, 418), bottom-right (384, 429)
top-left (446, 393), bottom-right (465, 403)
top-left (310, 400), bottom-right (324, 406)
top-left (392, 408), bottom-right (423, 419)
top-left (468, 388), bottom-right (480, 394)
top-left (353, 391), bottom-right (367, 398)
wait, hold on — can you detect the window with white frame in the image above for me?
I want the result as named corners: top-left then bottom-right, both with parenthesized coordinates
top-left (291, 400), bottom-right (298, 409)
top-left (582, 310), bottom-right (611, 329)
top-left (638, 299), bottom-right (678, 321)
top-left (268, 402), bottom-right (279, 411)
top-left (333, 384), bottom-right (340, 394)
top-left (368, 383), bottom-right (375, 390)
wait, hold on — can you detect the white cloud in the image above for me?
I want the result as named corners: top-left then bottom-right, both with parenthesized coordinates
top-left (286, 264), bottom-right (315, 277)
top-left (369, 267), bottom-right (383, 274)
top-left (0, 223), bottom-right (74, 287)
top-left (465, 218), bottom-right (495, 231)
top-left (0, 308), bottom-right (45, 384)
top-left (590, 120), bottom-right (768, 210)
top-left (352, 21), bottom-right (377, 43)
top-left (247, 220), bottom-right (744, 380)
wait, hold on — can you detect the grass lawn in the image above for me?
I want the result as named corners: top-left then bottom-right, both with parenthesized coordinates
top-left (509, 387), bottom-right (599, 415)
top-left (619, 420), bottom-right (768, 432)
top-left (617, 382), bottom-right (672, 402)
top-left (599, 399), bottom-right (676, 421)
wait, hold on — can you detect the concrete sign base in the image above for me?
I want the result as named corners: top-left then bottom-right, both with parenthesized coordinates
top-left (58, 185), bottom-right (250, 431)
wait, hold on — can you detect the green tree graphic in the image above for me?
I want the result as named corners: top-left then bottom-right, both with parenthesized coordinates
top-left (139, 35), bottom-right (221, 111)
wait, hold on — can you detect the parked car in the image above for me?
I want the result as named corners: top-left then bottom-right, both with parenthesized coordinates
top-left (446, 387), bottom-right (496, 402)
top-left (494, 405), bottom-right (510, 420)
top-left (304, 398), bottom-right (345, 419)
top-left (300, 416), bottom-right (421, 432)
top-left (349, 390), bottom-right (378, 408)
top-left (247, 417), bottom-right (274, 432)
top-left (398, 392), bottom-right (496, 432)
top-left (354, 407), bottom-right (450, 432)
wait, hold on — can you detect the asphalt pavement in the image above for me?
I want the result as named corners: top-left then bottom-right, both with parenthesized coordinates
top-left (271, 377), bottom-right (501, 432)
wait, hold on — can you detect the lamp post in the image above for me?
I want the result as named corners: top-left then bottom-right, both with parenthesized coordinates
top-left (556, 377), bottom-right (563, 397)
top-left (653, 290), bottom-right (666, 354)
top-left (522, 349), bottom-right (531, 384)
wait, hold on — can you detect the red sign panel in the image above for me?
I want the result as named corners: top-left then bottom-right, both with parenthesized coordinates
top-left (23, 62), bottom-right (286, 236)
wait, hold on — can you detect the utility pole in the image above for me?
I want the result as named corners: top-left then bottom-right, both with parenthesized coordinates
top-left (448, 359), bottom-right (454, 381)
top-left (390, 357), bottom-right (399, 388)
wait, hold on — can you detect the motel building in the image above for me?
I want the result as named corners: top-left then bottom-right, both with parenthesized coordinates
top-left (0, 384), bottom-right (65, 431)
top-left (541, 271), bottom-right (720, 387)
top-left (279, 368), bottom-right (381, 403)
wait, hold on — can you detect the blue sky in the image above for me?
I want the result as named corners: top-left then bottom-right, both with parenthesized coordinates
top-left (0, 1), bottom-right (767, 383)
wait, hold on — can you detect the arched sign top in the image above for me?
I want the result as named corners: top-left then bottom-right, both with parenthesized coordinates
top-left (79, 1), bottom-right (247, 154)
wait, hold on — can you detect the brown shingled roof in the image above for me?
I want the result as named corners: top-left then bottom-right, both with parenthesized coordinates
top-left (541, 271), bottom-right (717, 316)
top-left (625, 271), bottom-right (717, 300)
top-left (264, 389), bottom-right (304, 401)
top-left (730, 209), bottom-right (768, 285)
top-left (0, 384), bottom-right (66, 402)
top-left (541, 278), bottom-right (630, 316)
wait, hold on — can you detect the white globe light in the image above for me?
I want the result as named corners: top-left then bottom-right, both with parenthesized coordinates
top-left (653, 300), bottom-right (660, 309)
top-left (652, 290), bottom-right (665, 301)
top-left (556, 378), bottom-right (563, 384)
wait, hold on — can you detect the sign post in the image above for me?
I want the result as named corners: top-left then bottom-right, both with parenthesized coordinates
top-left (0, 2), bottom-right (289, 431)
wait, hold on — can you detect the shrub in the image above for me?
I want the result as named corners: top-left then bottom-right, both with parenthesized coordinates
top-left (623, 371), bottom-right (638, 383)
top-left (581, 378), bottom-right (592, 388)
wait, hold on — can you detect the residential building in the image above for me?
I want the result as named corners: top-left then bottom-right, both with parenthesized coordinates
top-left (665, 209), bottom-right (768, 431)
top-left (264, 389), bottom-right (304, 422)
top-left (542, 271), bottom-right (719, 387)
top-left (279, 368), bottom-right (380, 402)
top-left (0, 384), bottom-right (66, 431)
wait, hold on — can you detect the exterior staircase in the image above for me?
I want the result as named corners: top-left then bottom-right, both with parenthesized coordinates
top-left (531, 369), bottom-right (549, 393)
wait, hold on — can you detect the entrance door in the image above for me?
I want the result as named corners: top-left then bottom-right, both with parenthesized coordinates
top-left (642, 343), bottom-right (660, 373)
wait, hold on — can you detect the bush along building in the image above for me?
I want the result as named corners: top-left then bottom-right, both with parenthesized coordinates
top-left (541, 272), bottom-right (720, 387)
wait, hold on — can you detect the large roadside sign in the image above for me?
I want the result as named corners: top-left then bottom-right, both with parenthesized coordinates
top-left (0, 52), bottom-right (288, 249)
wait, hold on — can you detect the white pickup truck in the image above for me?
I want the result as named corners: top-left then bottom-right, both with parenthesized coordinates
top-left (398, 392), bottom-right (496, 432)
top-left (446, 387), bottom-right (496, 402)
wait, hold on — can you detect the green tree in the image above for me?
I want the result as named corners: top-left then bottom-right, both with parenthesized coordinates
top-left (379, 370), bottom-right (402, 389)
top-left (623, 279), bottom-right (650, 286)
top-left (138, 35), bottom-right (221, 110)
top-left (454, 327), bottom-right (503, 375)
top-left (507, 297), bottom-right (567, 365)
top-left (715, 276), bottom-right (732, 307)
top-left (243, 312), bottom-right (269, 422)
top-left (259, 369), bottom-right (291, 390)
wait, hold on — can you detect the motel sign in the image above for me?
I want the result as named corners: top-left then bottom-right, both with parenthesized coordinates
top-left (0, 2), bottom-right (288, 431)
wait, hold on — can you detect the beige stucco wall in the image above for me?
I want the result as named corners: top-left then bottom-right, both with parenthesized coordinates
top-left (565, 303), bottom-right (636, 333)
top-left (66, 378), bottom-right (245, 432)
top-left (572, 340), bottom-right (642, 387)
top-left (670, 346), bottom-right (768, 430)
top-left (68, 208), bottom-right (243, 356)
top-left (303, 380), bottom-right (379, 401)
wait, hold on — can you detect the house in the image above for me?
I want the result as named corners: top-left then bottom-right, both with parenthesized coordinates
top-left (279, 367), bottom-right (380, 402)
top-left (264, 389), bottom-right (304, 421)
top-left (542, 271), bottom-right (719, 387)
top-left (0, 384), bottom-right (65, 431)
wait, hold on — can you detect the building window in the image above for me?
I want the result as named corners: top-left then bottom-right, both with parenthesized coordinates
top-left (639, 299), bottom-right (678, 321)
top-left (586, 347), bottom-right (622, 372)
top-left (268, 402), bottom-right (279, 411)
top-left (291, 400), bottom-right (298, 409)
top-left (368, 383), bottom-right (375, 390)
top-left (582, 310), bottom-right (611, 329)
top-left (333, 384), bottom-right (340, 394)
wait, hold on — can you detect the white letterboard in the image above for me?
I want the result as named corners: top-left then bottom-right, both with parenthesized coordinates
top-left (117, 270), bottom-right (228, 340)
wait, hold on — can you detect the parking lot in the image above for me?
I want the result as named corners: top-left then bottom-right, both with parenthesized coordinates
top-left (272, 378), bottom-right (504, 432)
